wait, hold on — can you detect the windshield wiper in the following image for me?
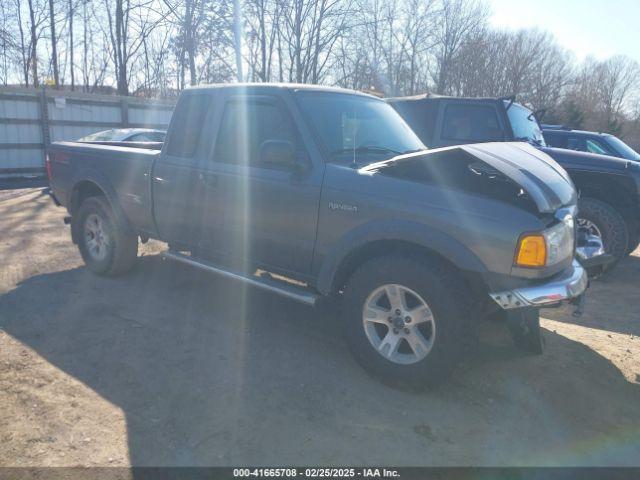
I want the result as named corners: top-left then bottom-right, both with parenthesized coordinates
top-left (331, 146), bottom-right (404, 156)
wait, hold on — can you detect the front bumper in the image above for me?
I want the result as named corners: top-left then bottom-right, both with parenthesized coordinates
top-left (489, 260), bottom-right (588, 310)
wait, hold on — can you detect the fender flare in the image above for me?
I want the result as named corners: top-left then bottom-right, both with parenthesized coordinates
top-left (68, 168), bottom-right (119, 209)
top-left (315, 219), bottom-right (488, 295)
top-left (67, 168), bottom-right (132, 239)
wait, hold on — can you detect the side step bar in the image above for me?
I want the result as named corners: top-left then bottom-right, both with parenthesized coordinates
top-left (161, 250), bottom-right (319, 306)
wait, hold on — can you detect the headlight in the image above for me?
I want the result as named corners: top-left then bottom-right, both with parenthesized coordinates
top-left (516, 214), bottom-right (574, 268)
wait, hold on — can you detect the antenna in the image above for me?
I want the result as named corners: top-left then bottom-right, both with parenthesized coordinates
top-left (352, 105), bottom-right (357, 167)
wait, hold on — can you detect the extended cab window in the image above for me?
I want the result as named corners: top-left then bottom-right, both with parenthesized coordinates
top-left (213, 98), bottom-right (297, 167)
top-left (166, 94), bottom-right (210, 157)
top-left (442, 104), bottom-right (503, 143)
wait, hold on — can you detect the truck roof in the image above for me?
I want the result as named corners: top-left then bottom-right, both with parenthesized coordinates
top-left (184, 82), bottom-right (377, 98)
top-left (386, 94), bottom-right (508, 103)
top-left (542, 126), bottom-right (611, 137)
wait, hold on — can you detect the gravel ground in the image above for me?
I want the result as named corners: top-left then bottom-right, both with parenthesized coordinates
top-left (1, 188), bottom-right (639, 467)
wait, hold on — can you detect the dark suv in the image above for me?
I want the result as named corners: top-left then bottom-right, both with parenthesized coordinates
top-left (542, 126), bottom-right (640, 162)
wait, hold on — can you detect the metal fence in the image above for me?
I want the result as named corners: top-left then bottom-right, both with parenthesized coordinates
top-left (0, 87), bottom-right (176, 178)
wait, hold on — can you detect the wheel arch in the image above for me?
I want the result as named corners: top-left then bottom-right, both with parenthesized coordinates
top-left (315, 220), bottom-right (489, 297)
top-left (571, 171), bottom-right (638, 226)
top-left (68, 170), bottom-right (132, 243)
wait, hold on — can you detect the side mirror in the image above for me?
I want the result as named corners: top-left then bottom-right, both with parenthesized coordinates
top-left (259, 140), bottom-right (295, 168)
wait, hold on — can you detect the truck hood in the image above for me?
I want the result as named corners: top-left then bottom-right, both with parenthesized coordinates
top-left (463, 142), bottom-right (576, 212)
top-left (364, 142), bottom-right (576, 213)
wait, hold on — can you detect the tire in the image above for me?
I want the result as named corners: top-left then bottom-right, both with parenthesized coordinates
top-left (73, 196), bottom-right (138, 276)
top-left (342, 254), bottom-right (473, 388)
top-left (626, 223), bottom-right (640, 256)
top-left (578, 197), bottom-right (628, 268)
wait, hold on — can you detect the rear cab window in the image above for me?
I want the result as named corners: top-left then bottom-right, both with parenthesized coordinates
top-left (442, 104), bottom-right (504, 143)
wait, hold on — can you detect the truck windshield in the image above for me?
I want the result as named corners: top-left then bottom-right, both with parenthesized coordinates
top-left (506, 103), bottom-right (547, 147)
top-left (295, 91), bottom-right (425, 162)
top-left (606, 135), bottom-right (640, 161)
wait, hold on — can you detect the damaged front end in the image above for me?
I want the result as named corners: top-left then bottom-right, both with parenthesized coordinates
top-left (365, 141), bottom-right (589, 313)
top-left (575, 229), bottom-right (616, 279)
top-left (363, 141), bottom-right (576, 215)
top-left (367, 142), bottom-right (606, 276)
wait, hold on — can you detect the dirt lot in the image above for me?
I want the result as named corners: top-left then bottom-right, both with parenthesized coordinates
top-left (1, 188), bottom-right (639, 467)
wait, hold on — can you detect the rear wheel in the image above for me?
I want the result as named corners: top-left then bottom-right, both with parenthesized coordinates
top-left (578, 197), bottom-right (628, 268)
top-left (74, 196), bottom-right (138, 276)
top-left (342, 255), bottom-right (472, 387)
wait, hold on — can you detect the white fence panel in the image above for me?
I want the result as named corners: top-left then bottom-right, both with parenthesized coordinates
top-left (48, 99), bottom-right (121, 123)
top-left (0, 87), bottom-right (176, 178)
top-left (128, 105), bottom-right (174, 126)
top-left (0, 123), bottom-right (41, 144)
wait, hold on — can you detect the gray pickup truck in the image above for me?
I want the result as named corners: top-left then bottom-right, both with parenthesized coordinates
top-left (47, 84), bottom-right (587, 386)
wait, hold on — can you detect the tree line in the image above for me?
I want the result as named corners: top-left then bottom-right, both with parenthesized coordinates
top-left (1, 0), bottom-right (639, 146)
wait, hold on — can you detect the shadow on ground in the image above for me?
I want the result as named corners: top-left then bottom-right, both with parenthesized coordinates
top-left (2, 252), bottom-right (640, 466)
top-left (543, 254), bottom-right (640, 337)
top-left (0, 177), bottom-right (47, 192)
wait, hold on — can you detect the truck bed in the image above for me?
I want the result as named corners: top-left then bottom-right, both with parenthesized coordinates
top-left (47, 141), bottom-right (162, 236)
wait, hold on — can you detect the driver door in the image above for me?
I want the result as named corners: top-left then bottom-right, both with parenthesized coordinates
top-left (201, 94), bottom-right (323, 276)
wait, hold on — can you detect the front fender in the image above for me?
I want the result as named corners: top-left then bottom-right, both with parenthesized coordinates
top-left (314, 219), bottom-right (489, 295)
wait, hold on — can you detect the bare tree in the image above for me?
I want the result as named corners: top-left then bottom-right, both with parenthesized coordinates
top-left (27, 0), bottom-right (42, 86)
top-left (102, 0), bottom-right (164, 94)
top-left (233, 0), bottom-right (244, 81)
top-left (432, 0), bottom-right (488, 95)
top-left (0, 0), bottom-right (637, 138)
top-left (68, 0), bottom-right (75, 89)
top-left (277, 0), bottom-right (352, 84)
top-left (598, 56), bottom-right (639, 130)
top-left (48, 0), bottom-right (60, 86)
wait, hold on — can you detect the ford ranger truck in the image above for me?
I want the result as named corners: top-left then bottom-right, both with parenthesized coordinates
top-left (47, 84), bottom-right (587, 387)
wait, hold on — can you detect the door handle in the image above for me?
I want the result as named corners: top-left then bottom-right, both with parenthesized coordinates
top-left (198, 172), bottom-right (218, 187)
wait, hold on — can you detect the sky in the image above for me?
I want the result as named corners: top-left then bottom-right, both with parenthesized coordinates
top-left (488, 0), bottom-right (640, 63)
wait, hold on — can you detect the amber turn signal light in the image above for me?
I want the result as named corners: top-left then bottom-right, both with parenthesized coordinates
top-left (515, 234), bottom-right (546, 267)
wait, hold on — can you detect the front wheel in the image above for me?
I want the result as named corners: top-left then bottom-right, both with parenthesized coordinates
top-left (73, 196), bottom-right (138, 276)
top-left (626, 223), bottom-right (640, 256)
top-left (342, 255), bottom-right (472, 388)
top-left (578, 197), bottom-right (628, 269)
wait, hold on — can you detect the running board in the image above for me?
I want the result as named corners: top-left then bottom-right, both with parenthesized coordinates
top-left (161, 251), bottom-right (319, 306)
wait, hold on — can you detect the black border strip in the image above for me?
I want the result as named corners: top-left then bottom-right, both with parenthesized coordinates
top-left (0, 467), bottom-right (639, 480)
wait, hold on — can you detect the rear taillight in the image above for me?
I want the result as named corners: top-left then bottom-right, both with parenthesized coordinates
top-left (45, 153), bottom-right (53, 183)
